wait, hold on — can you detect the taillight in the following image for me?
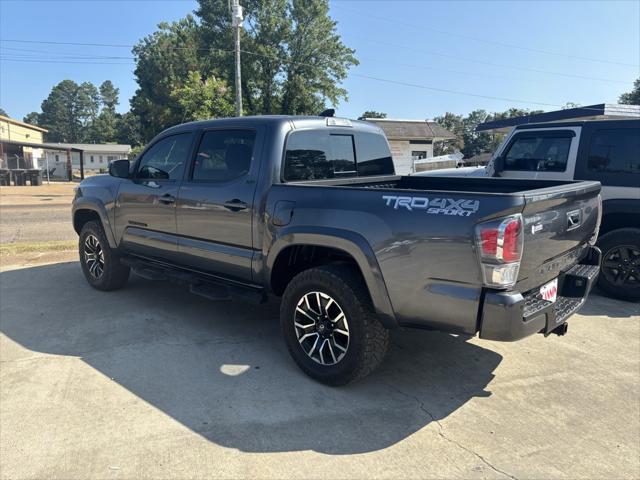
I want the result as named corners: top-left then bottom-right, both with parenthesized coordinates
top-left (475, 214), bottom-right (523, 288)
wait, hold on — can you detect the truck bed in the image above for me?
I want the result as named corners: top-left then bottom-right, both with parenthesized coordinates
top-left (274, 174), bottom-right (601, 332)
top-left (290, 174), bottom-right (597, 195)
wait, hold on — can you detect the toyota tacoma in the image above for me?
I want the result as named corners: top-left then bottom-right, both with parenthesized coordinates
top-left (72, 115), bottom-right (602, 385)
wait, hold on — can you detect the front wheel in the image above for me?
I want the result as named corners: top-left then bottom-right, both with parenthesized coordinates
top-left (79, 221), bottom-right (130, 291)
top-left (280, 264), bottom-right (389, 386)
top-left (597, 228), bottom-right (640, 302)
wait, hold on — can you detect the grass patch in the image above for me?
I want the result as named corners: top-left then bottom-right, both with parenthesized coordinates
top-left (0, 240), bottom-right (77, 257)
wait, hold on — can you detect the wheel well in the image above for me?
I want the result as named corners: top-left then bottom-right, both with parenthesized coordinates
top-left (600, 212), bottom-right (640, 236)
top-left (270, 245), bottom-right (365, 296)
top-left (73, 209), bottom-right (101, 235)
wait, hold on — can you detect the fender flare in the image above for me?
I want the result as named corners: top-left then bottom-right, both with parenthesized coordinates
top-left (265, 226), bottom-right (398, 329)
top-left (72, 198), bottom-right (117, 248)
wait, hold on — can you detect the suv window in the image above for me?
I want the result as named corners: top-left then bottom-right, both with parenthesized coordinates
top-left (587, 128), bottom-right (640, 174)
top-left (355, 132), bottom-right (394, 176)
top-left (503, 132), bottom-right (573, 172)
top-left (192, 130), bottom-right (256, 182)
top-left (137, 133), bottom-right (192, 180)
top-left (283, 131), bottom-right (356, 181)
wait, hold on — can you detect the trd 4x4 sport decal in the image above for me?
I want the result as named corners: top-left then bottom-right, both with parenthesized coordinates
top-left (382, 195), bottom-right (480, 217)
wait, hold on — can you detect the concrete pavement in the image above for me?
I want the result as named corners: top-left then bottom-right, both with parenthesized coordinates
top-left (1, 260), bottom-right (639, 479)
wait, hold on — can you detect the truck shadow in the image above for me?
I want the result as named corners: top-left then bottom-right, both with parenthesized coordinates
top-left (577, 291), bottom-right (639, 318)
top-left (0, 262), bottom-right (501, 455)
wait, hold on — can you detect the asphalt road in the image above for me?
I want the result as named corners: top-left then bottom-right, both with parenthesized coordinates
top-left (1, 261), bottom-right (639, 479)
top-left (0, 204), bottom-right (76, 244)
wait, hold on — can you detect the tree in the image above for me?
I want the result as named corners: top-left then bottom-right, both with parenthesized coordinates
top-left (0, 107), bottom-right (8, 117)
top-left (99, 80), bottom-right (120, 112)
top-left (358, 111), bottom-right (387, 120)
top-left (131, 0), bottom-right (358, 141)
top-left (39, 80), bottom-right (101, 142)
top-left (87, 110), bottom-right (119, 143)
top-left (619, 78), bottom-right (640, 105)
top-left (433, 112), bottom-right (464, 155)
top-left (277, 0), bottom-right (357, 115)
top-left (23, 112), bottom-right (40, 125)
top-left (116, 112), bottom-right (143, 147)
top-left (170, 71), bottom-right (234, 122)
top-left (131, 15), bottom-right (204, 141)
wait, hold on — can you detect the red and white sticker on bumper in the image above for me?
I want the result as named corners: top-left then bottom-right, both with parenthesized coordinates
top-left (540, 278), bottom-right (558, 303)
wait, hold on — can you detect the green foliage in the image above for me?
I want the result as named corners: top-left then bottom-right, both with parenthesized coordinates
top-left (434, 107), bottom-right (545, 158)
top-left (87, 109), bottom-right (119, 144)
top-left (170, 71), bottom-right (235, 122)
top-left (358, 111), bottom-right (387, 120)
top-left (30, 79), bottom-right (141, 147)
top-left (23, 112), bottom-right (40, 125)
top-left (99, 80), bottom-right (120, 112)
top-left (39, 80), bottom-right (101, 142)
top-left (619, 78), bottom-right (640, 105)
top-left (131, 15), bottom-right (204, 141)
top-left (131, 0), bottom-right (358, 141)
top-left (116, 112), bottom-right (143, 147)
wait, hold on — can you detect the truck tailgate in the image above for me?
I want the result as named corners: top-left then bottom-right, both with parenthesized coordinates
top-left (516, 180), bottom-right (601, 292)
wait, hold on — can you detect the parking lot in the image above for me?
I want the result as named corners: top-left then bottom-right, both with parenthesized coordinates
top-left (1, 186), bottom-right (639, 479)
top-left (2, 261), bottom-right (639, 479)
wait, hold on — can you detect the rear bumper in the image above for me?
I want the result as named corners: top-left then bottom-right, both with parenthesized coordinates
top-left (479, 246), bottom-right (601, 342)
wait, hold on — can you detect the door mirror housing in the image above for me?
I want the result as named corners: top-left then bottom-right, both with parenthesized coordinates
top-left (109, 159), bottom-right (130, 179)
top-left (492, 155), bottom-right (505, 176)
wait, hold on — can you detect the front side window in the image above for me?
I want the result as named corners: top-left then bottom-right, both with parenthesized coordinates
top-left (137, 133), bottom-right (192, 180)
top-left (191, 130), bottom-right (256, 182)
top-left (504, 132), bottom-right (573, 172)
top-left (587, 128), bottom-right (640, 174)
top-left (283, 131), bottom-right (356, 181)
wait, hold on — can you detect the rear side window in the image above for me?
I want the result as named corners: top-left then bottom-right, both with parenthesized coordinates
top-left (283, 131), bottom-right (356, 181)
top-left (587, 128), bottom-right (640, 174)
top-left (191, 129), bottom-right (256, 182)
top-left (355, 132), bottom-right (394, 176)
top-left (503, 132), bottom-right (573, 172)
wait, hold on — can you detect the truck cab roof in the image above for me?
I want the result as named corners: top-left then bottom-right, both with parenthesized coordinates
top-left (159, 115), bottom-right (385, 137)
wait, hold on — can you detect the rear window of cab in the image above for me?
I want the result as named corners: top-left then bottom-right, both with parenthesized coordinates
top-left (283, 130), bottom-right (394, 181)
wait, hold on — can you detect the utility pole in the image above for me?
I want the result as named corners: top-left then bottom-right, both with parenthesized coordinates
top-left (231, 0), bottom-right (244, 117)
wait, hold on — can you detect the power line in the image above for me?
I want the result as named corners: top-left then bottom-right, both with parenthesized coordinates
top-left (0, 45), bottom-right (575, 85)
top-left (333, 3), bottom-right (640, 68)
top-left (1, 37), bottom-right (632, 85)
top-left (0, 41), bottom-right (623, 110)
top-left (343, 33), bottom-right (633, 85)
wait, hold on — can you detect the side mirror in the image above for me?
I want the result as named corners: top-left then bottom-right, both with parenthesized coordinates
top-left (109, 159), bottom-right (130, 179)
top-left (492, 155), bottom-right (505, 176)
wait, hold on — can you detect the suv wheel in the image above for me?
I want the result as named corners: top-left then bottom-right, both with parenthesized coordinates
top-left (280, 264), bottom-right (389, 385)
top-left (597, 228), bottom-right (640, 302)
top-left (79, 221), bottom-right (130, 291)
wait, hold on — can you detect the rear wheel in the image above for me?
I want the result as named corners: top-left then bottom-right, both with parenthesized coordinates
top-left (79, 221), bottom-right (130, 291)
top-left (280, 264), bottom-right (389, 385)
top-left (597, 228), bottom-right (640, 302)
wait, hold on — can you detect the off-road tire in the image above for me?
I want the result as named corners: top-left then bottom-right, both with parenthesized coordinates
top-left (79, 221), bottom-right (130, 291)
top-left (280, 264), bottom-right (389, 385)
top-left (597, 228), bottom-right (640, 302)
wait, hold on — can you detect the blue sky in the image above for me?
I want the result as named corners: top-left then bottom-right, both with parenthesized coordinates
top-left (1, 0), bottom-right (638, 122)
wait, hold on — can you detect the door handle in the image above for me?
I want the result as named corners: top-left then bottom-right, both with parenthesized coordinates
top-left (158, 193), bottom-right (176, 205)
top-left (223, 199), bottom-right (248, 212)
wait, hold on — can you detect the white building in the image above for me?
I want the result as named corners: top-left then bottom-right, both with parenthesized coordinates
top-left (41, 143), bottom-right (131, 176)
top-left (365, 118), bottom-right (457, 175)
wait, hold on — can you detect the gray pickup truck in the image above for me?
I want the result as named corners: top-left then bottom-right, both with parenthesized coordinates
top-left (72, 115), bottom-right (602, 385)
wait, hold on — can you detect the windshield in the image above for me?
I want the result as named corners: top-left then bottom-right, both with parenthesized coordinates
top-left (503, 132), bottom-right (573, 172)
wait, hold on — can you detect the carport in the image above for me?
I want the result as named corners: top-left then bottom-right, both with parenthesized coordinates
top-left (0, 139), bottom-right (86, 183)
